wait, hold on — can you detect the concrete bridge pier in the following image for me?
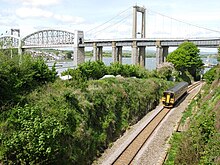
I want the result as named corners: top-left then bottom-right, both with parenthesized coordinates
top-left (156, 41), bottom-right (169, 67)
top-left (132, 41), bottom-right (146, 67)
top-left (93, 43), bottom-right (103, 61)
top-left (97, 46), bottom-right (103, 61)
top-left (73, 30), bottom-right (85, 66)
top-left (112, 42), bottom-right (122, 63)
top-left (132, 41), bottom-right (138, 64)
top-left (139, 46), bottom-right (145, 67)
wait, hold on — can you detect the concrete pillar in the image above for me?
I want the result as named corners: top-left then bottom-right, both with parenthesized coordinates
top-left (117, 46), bottom-right (122, 64)
top-left (139, 46), bottom-right (145, 67)
top-left (93, 43), bottom-right (97, 61)
top-left (97, 46), bottom-right (103, 61)
top-left (156, 41), bottom-right (169, 67)
top-left (156, 41), bottom-right (162, 67)
top-left (73, 30), bottom-right (85, 66)
top-left (156, 45), bottom-right (163, 67)
top-left (132, 6), bottom-right (137, 38)
top-left (141, 9), bottom-right (146, 38)
top-left (162, 46), bottom-right (169, 62)
top-left (112, 41), bottom-right (117, 62)
top-left (74, 47), bottom-right (85, 65)
top-left (132, 41), bottom-right (138, 65)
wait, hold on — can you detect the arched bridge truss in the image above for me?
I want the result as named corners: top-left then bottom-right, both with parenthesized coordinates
top-left (0, 35), bottom-right (20, 49)
top-left (22, 30), bottom-right (75, 48)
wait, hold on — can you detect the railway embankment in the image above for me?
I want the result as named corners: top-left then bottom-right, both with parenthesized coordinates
top-left (0, 58), bottom-right (175, 164)
top-left (165, 66), bottom-right (220, 164)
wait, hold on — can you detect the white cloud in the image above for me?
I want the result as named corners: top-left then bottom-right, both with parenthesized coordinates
top-left (21, 0), bottom-right (61, 6)
top-left (16, 7), bottom-right (53, 18)
top-left (15, 7), bottom-right (84, 24)
top-left (2, 0), bottom-right (61, 6)
top-left (54, 14), bottom-right (84, 24)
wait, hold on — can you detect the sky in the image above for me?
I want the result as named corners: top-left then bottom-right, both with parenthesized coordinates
top-left (1, 0), bottom-right (220, 41)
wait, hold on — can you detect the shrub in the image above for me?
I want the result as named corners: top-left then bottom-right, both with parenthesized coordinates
top-left (203, 65), bottom-right (220, 84)
top-left (0, 54), bottom-right (57, 110)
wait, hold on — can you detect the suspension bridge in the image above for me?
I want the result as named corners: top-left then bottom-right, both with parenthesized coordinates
top-left (0, 5), bottom-right (220, 67)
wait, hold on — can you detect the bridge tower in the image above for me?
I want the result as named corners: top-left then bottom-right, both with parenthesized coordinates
top-left (73, 30), bottom-right (85, 66)
top-left (132, 5), bottom-right (146, 67)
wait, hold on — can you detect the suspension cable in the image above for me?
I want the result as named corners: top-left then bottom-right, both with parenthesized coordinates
top-left (86, 6), bottom-right (132, 34)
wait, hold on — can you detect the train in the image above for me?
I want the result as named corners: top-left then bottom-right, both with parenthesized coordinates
top-left (162, 82), bottom-right (188, 108)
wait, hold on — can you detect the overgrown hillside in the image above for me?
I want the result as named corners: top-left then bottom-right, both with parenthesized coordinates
top-left (165, 64), bottom-right (220, 165)
top-left (0, 53), bottom-right (174, 164)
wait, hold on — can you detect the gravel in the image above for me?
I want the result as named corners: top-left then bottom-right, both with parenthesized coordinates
top-left (93, 84), bottom-right (202, 165)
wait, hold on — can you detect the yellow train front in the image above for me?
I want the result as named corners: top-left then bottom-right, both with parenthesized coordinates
top-left (162, 82), bottom-right (188, 108)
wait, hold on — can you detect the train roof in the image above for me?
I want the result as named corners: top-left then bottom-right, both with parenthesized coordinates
top-left (165, 82), bottom-right (188, 93)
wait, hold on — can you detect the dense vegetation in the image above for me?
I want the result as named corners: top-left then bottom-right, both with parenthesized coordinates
top-left (167, 42), bottom-right (204, 82)
top-left (218, 46), bottom-right (220, 62)
top-left (0, 53), bottom-right (57, 111)
top-left (0, 50), bottom-right (174, 164)
top-left (203, 65), bottom-right (220, 84)
top-left (165, 65), bottom-right (220, 164)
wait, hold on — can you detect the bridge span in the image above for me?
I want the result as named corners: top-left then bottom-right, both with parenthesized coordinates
top-left (82, 37), bottom-right (220, 67)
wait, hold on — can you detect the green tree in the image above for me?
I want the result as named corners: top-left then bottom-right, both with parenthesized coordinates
top-left (167, 42), bottom-right (203, 81)
top-left (66, 51), bottom-right (73, 59)
top-left (0, 53), bottom-right (57, 110)
top-left (217, 46), bottom-right (220, 63)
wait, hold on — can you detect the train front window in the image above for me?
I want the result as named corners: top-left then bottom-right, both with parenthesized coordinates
top-left (170, 93), bottom-right (174, 98)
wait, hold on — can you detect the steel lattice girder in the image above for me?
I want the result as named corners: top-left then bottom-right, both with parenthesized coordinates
top-left (0, 35), bottom-right (20, 48)
top-left (22, 30), bottom-right (75, 47)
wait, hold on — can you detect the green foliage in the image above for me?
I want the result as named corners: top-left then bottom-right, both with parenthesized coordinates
top-left (164, 133), bottom-right (182, 165)
top-left (107, 62), bottom-right (150, 78)
top-left (0, 77), bottom-right (173, 164)
top-left (218, 47), bottom-right (220, 62)
top-left (203, 65), bottom-right (220, 84)
top-left (167, 42), bottom-right (203, 81)
top-left (155, 62), bottom-right (175, 80)
top-left (0, 56), bottom-right (175, 164)
top-left (0, 53), bottom-right (57, 110)
top-left (62, 61), bottom-right (151, 82)
top-left (65, 51), bottom-right (73, 59)
top-left (75, 60), bottom-right (107, 80)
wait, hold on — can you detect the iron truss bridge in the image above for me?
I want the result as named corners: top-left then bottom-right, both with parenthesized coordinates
top-left (22, 30), bottom-right (75, 48)
top-left (0, 35), bottom-right (20, 48)
top-left (0, 29), bottom-right (76, 49)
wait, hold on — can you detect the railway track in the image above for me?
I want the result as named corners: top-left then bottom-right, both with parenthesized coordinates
top-left (188, 81), bottom-right (202, 92)
top-left (110, 81), bottom-right (202, 165)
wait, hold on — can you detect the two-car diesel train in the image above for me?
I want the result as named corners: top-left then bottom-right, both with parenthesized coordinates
top-left (162, 82), bottom-right (188, 108)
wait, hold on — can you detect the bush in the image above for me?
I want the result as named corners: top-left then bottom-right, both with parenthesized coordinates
top-left (203, 65), bottom-right (220, 84)
top-left (62, 61), bottom-right (151, 81)
top-left (0, 54), bottom-right (57, 110)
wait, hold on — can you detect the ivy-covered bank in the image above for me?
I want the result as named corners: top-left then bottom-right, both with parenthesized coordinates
top-left (165, 65), bottom-right (220, 165)
top-left (0, 52), bottom-right (174, 164)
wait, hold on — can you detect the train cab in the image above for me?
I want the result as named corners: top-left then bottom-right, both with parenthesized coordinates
top-left (162, 91), bottom-right (175, 108)
top-left (162, 82), bottom-right (188, 108)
